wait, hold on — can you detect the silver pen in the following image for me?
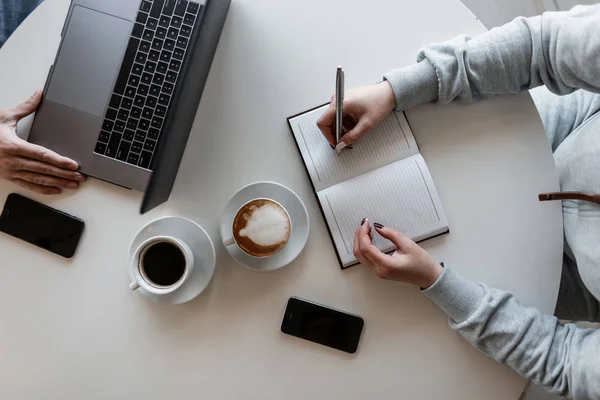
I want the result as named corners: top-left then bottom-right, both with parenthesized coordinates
top-left (335, 66), bottom-right (344, 149)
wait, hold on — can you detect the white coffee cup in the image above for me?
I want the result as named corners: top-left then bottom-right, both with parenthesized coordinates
top-left (130, 236), bottom-right (194, 295)
top-left (223, 198), bottom-right (292, 258)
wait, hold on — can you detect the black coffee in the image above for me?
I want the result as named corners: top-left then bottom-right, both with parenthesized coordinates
top-left (141, 241), bottom-right (186, 286)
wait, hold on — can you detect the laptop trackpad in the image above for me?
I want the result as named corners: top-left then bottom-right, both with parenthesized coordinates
top-left (46, 6), bottom-right (131, 117)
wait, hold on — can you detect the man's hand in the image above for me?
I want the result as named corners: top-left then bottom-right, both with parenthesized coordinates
top-left (317, 81), bottom-right (396, 149)
top-left (0, 91), bottom-right (85, 195)
top-left (354, 220), bottom-right (443, 289)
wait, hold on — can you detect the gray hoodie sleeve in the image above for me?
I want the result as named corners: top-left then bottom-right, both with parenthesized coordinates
top-left (423, 268), bottom-right (600, 399)
top-left (383, 4), bottom-right (600, 110)
top-left (381, 4), bottom-right (600, 399)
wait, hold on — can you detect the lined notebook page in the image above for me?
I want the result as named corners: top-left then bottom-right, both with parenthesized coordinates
top-left (290, 105), bottom-right (418, 191)
top-left (318, 154), bottom-right (448, 267)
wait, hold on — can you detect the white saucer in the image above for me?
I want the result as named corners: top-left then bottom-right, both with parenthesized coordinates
top-left (220, 181), bottom-right (310, 271)
top-left (128, 216), bottom-right (216, 305)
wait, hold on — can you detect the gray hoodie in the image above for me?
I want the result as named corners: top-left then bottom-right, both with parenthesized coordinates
top-left (383, 5), bottom-right (600, 399)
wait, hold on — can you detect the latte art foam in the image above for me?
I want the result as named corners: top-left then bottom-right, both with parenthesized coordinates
top-left (232, 199), bottom-right (292, 257)
top-left (239, 203), bottom-right (290, 246)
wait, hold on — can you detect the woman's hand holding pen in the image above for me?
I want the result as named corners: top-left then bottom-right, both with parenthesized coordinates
top-left (317, 81), bottom-right (396, 150)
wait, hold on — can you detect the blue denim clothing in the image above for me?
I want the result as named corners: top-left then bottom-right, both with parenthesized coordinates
top-left (0, 0), bottom-right (43, 47)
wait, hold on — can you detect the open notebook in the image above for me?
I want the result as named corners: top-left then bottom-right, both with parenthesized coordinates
top-left (288, 104), bottom-right (449, 269)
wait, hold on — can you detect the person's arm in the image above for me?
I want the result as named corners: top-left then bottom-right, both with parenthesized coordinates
top-left (0, 91), bottom-right (85, 194)
top-left (353, 222), bottom-right (600, 399)
top-left (423, 268), bottom-right (600, 399)
top-left (385, 4), bottom-right (600, 111)
top-left (318, 5), bottom-right (600, 147)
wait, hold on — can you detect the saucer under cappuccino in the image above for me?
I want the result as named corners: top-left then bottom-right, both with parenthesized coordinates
top-left (231, 199), bottom-right (291, 257)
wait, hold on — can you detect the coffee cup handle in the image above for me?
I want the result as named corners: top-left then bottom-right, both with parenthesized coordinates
top-left (223, 236), bottom-right (235, 247)
top-left (129, 281), bottom-right (140, 291)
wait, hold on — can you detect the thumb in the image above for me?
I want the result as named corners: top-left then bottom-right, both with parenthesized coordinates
top-left (338, 117), bottom-right (373, 145)
top-left (316, 104), bottom-right (337, 147)
top-left (6, 90), bottom-right (42, 122)
top-left (374, 225), bottom-right (417, 253)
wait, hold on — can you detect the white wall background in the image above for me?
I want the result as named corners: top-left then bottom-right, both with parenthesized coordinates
top-left (461, 0), bottom-right (598, 27)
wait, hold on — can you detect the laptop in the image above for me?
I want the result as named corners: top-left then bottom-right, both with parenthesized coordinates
top-left (28, 0), bottom-right (231, 213)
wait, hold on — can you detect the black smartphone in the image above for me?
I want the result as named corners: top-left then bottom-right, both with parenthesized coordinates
top-left (281, 297), bottom-right (364, 354)
top-left (0, 194), bottom-right (85, 258)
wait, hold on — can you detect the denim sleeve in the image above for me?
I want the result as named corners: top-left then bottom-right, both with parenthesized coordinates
top-left (0, 0), bottom-right (44, 47)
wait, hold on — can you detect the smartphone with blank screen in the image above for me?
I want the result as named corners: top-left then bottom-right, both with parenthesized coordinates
top-left (281, 297), bottom-right (364, 354)
top-left (0, 193), bottom-right (85, 258)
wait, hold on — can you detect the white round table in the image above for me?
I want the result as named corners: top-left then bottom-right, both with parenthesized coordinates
top-left (0, 0), bottom-right (563, 399)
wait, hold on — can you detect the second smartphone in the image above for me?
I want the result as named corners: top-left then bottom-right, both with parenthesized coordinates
top-left (281, 297), bottom-right (364, 354)
top-left (0, 194), bottom-right (85, 258)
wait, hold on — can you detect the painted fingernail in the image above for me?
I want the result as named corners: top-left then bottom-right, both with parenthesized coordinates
top-left (374, 223), bottom-right (384, 229)
top-left (67, 182), bottom-right (78, 189)
top-left (335, 142), bottom-right (347, 153)
top-left (360, 218), bottom-right (367, 226)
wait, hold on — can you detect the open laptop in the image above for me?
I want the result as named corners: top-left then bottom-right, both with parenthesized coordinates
top-left (28, 0), bottom-right (230, 213)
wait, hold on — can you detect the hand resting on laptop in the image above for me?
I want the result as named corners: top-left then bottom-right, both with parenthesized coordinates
top-left (0, 91), bottom-right (85, 194)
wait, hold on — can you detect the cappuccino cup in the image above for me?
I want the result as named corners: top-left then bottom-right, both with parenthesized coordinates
top-left (130, 236), bottom-right (194, 295)
top-left (223, 198), bottom-right (292, 258)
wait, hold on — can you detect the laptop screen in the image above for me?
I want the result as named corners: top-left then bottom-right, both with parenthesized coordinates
top-left (141, 0), bottom-right (231, 213)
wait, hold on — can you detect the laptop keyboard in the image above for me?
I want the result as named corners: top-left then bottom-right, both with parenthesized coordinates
top-left (94, 0), bottom-right (202, 170)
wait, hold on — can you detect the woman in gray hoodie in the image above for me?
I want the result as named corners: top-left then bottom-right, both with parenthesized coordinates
top-left (318, 5), bottom-right (600, 399)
